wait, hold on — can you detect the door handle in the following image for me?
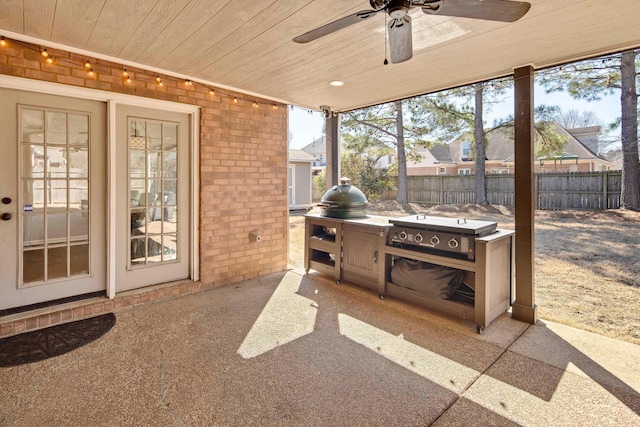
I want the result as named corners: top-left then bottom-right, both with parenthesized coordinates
top-left (373, 250), bottom-right (378, 263)
top-left (1, 213), bottom-right (12, 221)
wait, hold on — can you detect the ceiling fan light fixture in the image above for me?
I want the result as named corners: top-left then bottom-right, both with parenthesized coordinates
top-left (329, 80), bottom-right (345, 87)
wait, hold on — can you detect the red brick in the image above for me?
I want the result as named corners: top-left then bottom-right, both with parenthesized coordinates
top-left (0, 323), bottom-right (12, 336)
top-left (13, 320), bottom-right (26, 333)
top-left (38, 314), bottom-right (51, 327)
top-left (49, 311), bottom-right (61, 325)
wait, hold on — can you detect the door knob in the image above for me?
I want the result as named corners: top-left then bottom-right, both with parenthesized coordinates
top-left (1, 213), bottom-right (11, 221)
top-left (1, 197), bottom-right (10, 204)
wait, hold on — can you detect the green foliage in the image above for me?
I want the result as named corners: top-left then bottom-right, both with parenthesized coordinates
top-left (340, 151), bottom-right (396, 201)
top-left (312, 169), bottom-right (326, 198)
top-left (341, 102), bottom-right (430, 161)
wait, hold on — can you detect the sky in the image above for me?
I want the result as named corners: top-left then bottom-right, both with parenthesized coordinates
top-left (288, 85), bottom-right (623, 152)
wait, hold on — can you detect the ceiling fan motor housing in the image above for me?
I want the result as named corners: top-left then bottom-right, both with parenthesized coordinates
top-left (388, 0), bottom-right (411, 18)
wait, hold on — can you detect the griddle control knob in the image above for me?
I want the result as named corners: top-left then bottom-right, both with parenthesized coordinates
top-left (414, 233), bottom-right (423, 243)
top-left (399, 231), bottom-right (408, 240)
top-left (448, 238), bottom-right (459, 249)
top-left (430, 235), bottom-right (440, 246)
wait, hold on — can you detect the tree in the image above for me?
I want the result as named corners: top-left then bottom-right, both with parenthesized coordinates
top-left (410, 78), bottom-right (512, 205)
top-left (341, 101), bottom-right (429, 204)
top-left (552, 109), bottom-right (603, 130)
top-left (538, 49), bottom-right (640, 210)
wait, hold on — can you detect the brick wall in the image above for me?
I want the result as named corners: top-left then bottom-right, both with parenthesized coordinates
top-left (0, 37), bottom-right (288, 290)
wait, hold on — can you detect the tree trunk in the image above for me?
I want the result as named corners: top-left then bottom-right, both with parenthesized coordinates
top-left (474, 83), bottom-right (488, 205)
top-left (395, 100), bottom-right (409, 204)
top-left (620, 50), bottom-right (640, 210)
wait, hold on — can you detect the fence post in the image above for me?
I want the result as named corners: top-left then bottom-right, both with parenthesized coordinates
top-left (439, 175), bottom-right (444, 204)
top-left (602, 170), bottom-right (608, 209)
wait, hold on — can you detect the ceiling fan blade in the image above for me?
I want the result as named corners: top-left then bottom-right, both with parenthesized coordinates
top-left (388, 15), bottom-right (413, 64)
top-left (422, 0), bottom-right (531, 22)
top-left (293, 10), bottom-right (379, 43)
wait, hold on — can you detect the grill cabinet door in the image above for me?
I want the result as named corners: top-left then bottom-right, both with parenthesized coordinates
top-left (342, 227), bottom-right (380, 281)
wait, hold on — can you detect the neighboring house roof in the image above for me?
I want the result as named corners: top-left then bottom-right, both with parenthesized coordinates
top-left (300, 136), bottom-right (326, 155)
top-left (429, 143), bottom-right (455, 163)
top-left (289, 149), bottom-right (316, 163)
top-left (409, 122), bottom-right (611, 169)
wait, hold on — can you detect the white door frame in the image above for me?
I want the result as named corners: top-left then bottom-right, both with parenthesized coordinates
top-left (0, 75), bottom-right (200, 300)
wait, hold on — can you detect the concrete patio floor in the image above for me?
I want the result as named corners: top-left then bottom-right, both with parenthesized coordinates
top-left (1, 270), bottom-right (639, 426)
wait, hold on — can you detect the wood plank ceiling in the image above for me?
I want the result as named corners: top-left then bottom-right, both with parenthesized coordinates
top-left (0, 0), bottom-right (639, 112)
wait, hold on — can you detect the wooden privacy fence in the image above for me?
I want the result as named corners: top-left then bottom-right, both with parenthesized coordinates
top-left (383, 171), bottom-right (623, 210)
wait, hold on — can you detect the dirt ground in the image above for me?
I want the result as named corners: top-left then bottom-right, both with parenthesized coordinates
top-left (289, 202), bottom-right (640, 346)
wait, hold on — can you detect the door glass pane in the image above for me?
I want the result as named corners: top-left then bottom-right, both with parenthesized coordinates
top-left (47, 213), bottom-right (67, 243)
top-left (23, 215), bottom-right (44, 247)
top-left (20, 108), bottom-right (92, 285)
top-left (69, 179), bottom-right (88, 211)
top-left (47, 146), bottom-right (67, 177)
top-left (46, 112), bottom-right (67, 144)
top-left (128, 118), bottom-right (180, 267)
top-left (22, 144), bottom-right (45, 178)
top-left (68, 114), bottom-right (88, 145)
top-left (164, 180), bottom-right (177, 204)
top-left (47, 179), bottom-right (67, 211)
top-left (23, 249), bottom-right (45, 283)
top-left (149, 152), bottom-right (162, 178)
top-left (163, 234), bottom-right (177, 261)
top-left (147, 122), bottom-right (162, 149)
top-left (163, 124), bottom-right (177, 151)
top-left (131, 209), bottom-right (146, 236)
top-left (70, 244), bottom-right (89, 275)
top-left (130, 120), bottom-right (146, 149)
top-left (22, 180), bottom-right (45, 213)
top-left (131, 238), bottom-right (146, 265)
top-left (69, 147), bottom-right (88, 178)
top-left (21, 109), bottom-right (44, 143)
top-left (163, 152), bottom-right (176, 178)
top-left (48, 246), bottom-right (68, 279)
top-left (70, 212), bottom-right (89, 242)
top-left (130, 151), bottom-right (145, 178)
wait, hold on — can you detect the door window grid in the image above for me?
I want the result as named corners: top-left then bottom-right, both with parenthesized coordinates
top-left (128, 118), bottom-right (179, 267)
top-left (19, 107), bottom-right (91, 286)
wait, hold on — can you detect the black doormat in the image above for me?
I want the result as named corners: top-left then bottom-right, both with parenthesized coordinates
top-left (0, 313), bottom-right (116, 367)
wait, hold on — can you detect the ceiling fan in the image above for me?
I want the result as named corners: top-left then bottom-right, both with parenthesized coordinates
top-left (293, 0), bottom-right (531, 64)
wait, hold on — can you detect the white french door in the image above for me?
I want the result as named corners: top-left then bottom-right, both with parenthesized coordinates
top-left (114, 105), bottom-right (190, 291)
top-left (0, 89), bottom-right (106, 310)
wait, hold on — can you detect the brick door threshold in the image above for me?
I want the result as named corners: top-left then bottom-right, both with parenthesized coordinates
top-left (0, 280), bottom-right (203, 338)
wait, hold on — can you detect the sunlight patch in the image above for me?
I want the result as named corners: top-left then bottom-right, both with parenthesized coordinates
top-left (238, 272), bottom-right (317, 359)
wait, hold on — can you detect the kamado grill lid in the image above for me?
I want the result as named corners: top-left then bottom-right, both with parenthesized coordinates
top-left (320, 177), bottom-right (368, 207)
top-left (319, 177), bottom-right (368, 219)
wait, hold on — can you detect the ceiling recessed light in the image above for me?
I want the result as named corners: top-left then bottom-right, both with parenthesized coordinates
top-left (329, 80), bottom-right (345, 87)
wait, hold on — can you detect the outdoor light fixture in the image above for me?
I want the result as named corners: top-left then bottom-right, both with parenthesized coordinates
top-left (123, 68), bottom-right (128, 77)
top-left (46, 57), bottom-right (54, 64)
top-left (209, 89), bottom-right (215, 95)
top-left (0, 36), bottom-right (7, 47)
top-left (41, 49), bottom-right (49, 57)
top-left (84, 60), bottom-right (91, 68)
top-left (233, 97), bottom-right (238, 103)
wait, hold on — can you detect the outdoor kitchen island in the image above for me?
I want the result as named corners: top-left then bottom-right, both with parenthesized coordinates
top-left (304, 213), bottom-right (515, 332)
